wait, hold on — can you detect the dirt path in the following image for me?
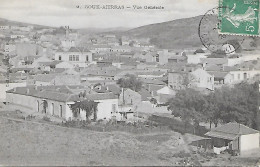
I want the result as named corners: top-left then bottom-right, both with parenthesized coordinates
top-left (182, 134), bottom-right (202, 166)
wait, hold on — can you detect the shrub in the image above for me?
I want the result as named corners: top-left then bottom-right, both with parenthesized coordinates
top-left (172, 151), bottom-right (191, 158)
top-left (43, 116), bottom-right (50, 122)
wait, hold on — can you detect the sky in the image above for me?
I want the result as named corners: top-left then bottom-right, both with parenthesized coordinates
top-left (0, 0), bottom-right (217, 29)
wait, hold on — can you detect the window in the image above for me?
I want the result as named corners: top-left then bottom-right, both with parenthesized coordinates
top-left (73, 55), bottom-right (76, 61)
top-left (59, 55), bottom-right (62, 60)
top-left (69, 55), bottom-right (72, 61)
top-left (156, 55), bottom-right (159, 62)
top-left (60, 105), bottom-right (62, 117)
top-left (37, 100), bottom-right (40, 112)
top-left (51, 103), bottom-right (54, 115)
top-left (112, 104), bottom-right (116, 113)
top-left (243, 73), bottom-right (247, 80)
top-left (86, 55), bottom-right (89, 62)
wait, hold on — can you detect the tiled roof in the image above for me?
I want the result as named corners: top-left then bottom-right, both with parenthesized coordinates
top-left (38, 60), bottom-right (62, 66)
top-left (140, 78), bottom-right (166, 85)
top-left (111, 45), bottom-right (131, 49)
top-left (34, 74), bottom-right (56, 82)
top-left (208, 72), bottom-right (229, 79)
top-left (24, 56), bottom-right (41, 61)
top-left (36, 90), bottom-right (75, 102)
top-left (107, 84), bottom-right (121, 95)
top-left (157, 86), bottom-right (176, 95)
top-left (236, 60), bottom-right (260, 70)
top-left (120, 52), bottom-right (135, 56)
top-left (7, 86), bottom-right (117, 102)
top-left (201, 58), bottom-right (228, 65)
top-left (205, 122), bottom-right (259, 140)
top-left (136, 71), bottom-right (165, 76)
top-left (68, 47), bottom-right (90, 52)
top-left (51, 68), bottom-right (66, 74)
top-left (84, 93), bottom-right (117, 101)
top-left (138, 89), bottom-right (151, 101)
top-left (91, 44), bottom-right (111, 49)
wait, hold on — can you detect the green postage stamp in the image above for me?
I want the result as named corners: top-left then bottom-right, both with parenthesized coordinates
top-left (219, 0), bottom-right (259, 36)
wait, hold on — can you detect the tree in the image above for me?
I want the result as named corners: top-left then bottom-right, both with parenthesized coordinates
top-left (205, 83), bottom-right (259, 128)
top-left (117, 74), bottom-right (142, 92)
top-left (168, 82), bottom-right (259, 131)
top-left (182, 74), bottom-right (196, 89)
top-left (70, 100), bottom-right (98, 121)
top-left (150, 98), bottom-right (157, 105)
top-left (204, 88), bottom-right (229, 128)
top-left (168, 88), bottom-right (207, 133)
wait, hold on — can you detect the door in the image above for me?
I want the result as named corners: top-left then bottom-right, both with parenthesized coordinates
top-left (37, 100), bottom-right (40, 112)
top-left (243, 73), bottom-right (247, 80)
top-left (60, 105), bottom-right (62, 117)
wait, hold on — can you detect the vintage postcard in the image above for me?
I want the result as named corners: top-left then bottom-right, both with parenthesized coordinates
top-left (0, 0), bottom-right (260, 166)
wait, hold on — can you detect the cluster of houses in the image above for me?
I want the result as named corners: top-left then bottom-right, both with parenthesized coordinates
top-left (0, 24), bottom-right (260, 122)
top-left (0, 22), bottom-right (259, 156)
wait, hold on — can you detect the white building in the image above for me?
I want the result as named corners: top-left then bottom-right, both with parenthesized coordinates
top-left (55, 47), bottom-right (93, 67)
top-left (229, 69), bottom-right (260, 83)
top-left (205, 122), bottom-right (259, 155)
top-left (191, 68), bottom-right (214, 91)
top-left (6, 86), bottom-right (120, 121)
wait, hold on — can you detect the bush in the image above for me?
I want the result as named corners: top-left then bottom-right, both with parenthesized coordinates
top-left (61, 119), bottom-right (170, 134)
top-left (172, 151), bottom-right (191, 158)
top-left (43, 116), bottom-right (50, 122)
top-left (148, 115), bottom-right (208, 136)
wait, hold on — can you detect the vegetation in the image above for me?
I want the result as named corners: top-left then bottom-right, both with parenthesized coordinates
top-left (70, 100), bottom-right (98, 121)
top-left (62, 120), bottom-right (169, 134)
top-left (150, 98), bottom-right (158, 105)
top-left (167, 82), bottom-right (260, 131)
top-left (167, 89), bottom-right (208, 133)
top-left (117, 74), bottom-right (142, 92)
top-left (43, 116), bottom-right (50, 122)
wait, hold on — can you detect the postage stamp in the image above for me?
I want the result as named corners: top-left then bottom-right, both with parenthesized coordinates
top-left (219, 0), bottom-right (259, 36)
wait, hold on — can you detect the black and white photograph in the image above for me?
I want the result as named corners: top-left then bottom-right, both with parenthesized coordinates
top-left (0, 0), bottom-right (260, 166)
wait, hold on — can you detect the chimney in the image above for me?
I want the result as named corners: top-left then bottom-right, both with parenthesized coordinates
top-left (26, 88), bottom-right (30, 94)
top-left (106, 86), bottom-right (109, 91)
top-left (35, 85), bottom-right (38, 90)
top-left (14, 87), bottom-right (16, 92)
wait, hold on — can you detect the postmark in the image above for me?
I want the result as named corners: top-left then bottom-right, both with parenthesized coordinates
top-left (219, 0), bottom-right (259, 36)
top-left (199, 7), bottom-right (245, 54)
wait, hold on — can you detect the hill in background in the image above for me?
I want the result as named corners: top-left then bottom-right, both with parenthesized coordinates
top-left (0, 18), bottom-right (51, 30)
top-left (123, 16), bottom-right (203, 49)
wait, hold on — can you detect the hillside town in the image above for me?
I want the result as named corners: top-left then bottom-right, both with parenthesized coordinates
top-left (0, 21), bottom-right (260, 166)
